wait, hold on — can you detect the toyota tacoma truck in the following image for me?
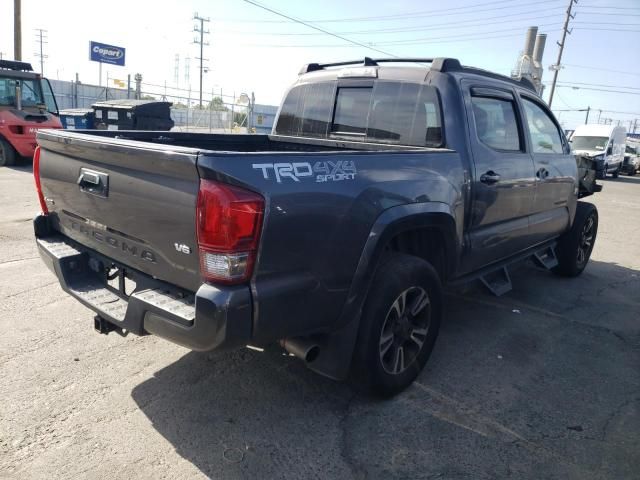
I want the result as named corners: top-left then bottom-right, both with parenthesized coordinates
top-left (33, 57), bottom-right (600, 396)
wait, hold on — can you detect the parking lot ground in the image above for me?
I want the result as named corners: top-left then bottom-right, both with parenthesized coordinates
top-left (1, 163), bottom-right (638, 479)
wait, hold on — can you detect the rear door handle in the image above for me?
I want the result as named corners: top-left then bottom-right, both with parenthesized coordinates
top-left (480, 171), bottom-right (501, 184)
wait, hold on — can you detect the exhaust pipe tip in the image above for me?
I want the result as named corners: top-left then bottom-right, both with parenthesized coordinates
top-left (281, 338), bottom-right (320, 363)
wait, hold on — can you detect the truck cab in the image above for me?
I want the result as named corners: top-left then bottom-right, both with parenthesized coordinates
top-left (0, 60), bottom-right (62, 166)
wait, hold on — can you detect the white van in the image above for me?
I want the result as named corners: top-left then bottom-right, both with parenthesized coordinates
top-left (570, 124), bottom-right (627, 178)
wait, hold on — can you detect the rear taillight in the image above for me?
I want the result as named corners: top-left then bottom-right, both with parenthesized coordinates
top-left (33, 145), bottom-right (48, 215)
top-left (196, 179), bottom-right (264, 284)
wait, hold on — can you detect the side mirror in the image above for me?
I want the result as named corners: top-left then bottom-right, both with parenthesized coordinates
top-left (607, 145), bottom-right (613, 155)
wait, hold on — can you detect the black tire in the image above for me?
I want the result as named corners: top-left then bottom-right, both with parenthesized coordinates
top-left (552, 202), bottom-right (598, 277)
top-left (612, 166), bottom-right (619, 178)
top-left (350, 253), bottom-right (443, 397)
top-left (599, 164), bottom-right (608, 180)
top-left (0, 137), bottom-right (17, 167)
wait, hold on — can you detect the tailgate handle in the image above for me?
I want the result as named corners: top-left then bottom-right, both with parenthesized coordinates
top-left (77, 168), bottom-right (109, 197)
top-left (78, 171), bottom-right (100, 186)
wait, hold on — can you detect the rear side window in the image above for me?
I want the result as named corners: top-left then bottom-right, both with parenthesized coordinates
top-left (471, 96), bottom-right (521, 151)
top-left (366, 82), bottom-right (442, 147)
top-left (521, 98), bottom-right (564, 154)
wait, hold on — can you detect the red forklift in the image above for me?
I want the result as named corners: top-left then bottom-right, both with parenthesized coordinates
top-left (0, 60), bottom-right (62, 166)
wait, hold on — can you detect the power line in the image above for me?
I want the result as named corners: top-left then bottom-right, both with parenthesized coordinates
top-left (239, 32), bottom-right (538, 48)
top-left (241, 0), bottom-right (398, 56)
top-left (563, 63), bottom-right (640, 77)
top-left (555, 85), bottom-right (640, 95)
top-left (233, 0), bottom-right (564, 23)
top-left (551, 80), bottom-right (640, 90)
top-left (553, 108), bottom-right (640, 115)
top-left (578, 4), bottom-right (640, 10)
top-left (216, 11), bottom-right (566, 36)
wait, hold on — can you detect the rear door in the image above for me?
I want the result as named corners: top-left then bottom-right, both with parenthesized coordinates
top-left (462, 82), bottom-right (536, 271)
top-left (37, 130), bottom-right (202, 292)
top-left (519, 94), bottom-right (576, 244)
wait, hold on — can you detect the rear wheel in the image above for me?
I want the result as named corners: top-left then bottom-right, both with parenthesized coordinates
top-left (0, 137), bottom-right (17, 167)
top-left (552, 202), bottom-right (598, 277)
top-left (350, 253), bottom-right (442, 397)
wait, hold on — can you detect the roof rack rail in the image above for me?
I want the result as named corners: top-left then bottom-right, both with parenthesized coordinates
top-left (297, 57), bottom-right (536, 92)
top-left (299, 57), bottom-right (464, 75)
top-left (0, 60), bottom-right (34, 72)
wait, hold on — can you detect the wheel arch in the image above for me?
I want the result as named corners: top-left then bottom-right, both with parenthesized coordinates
top-left (306, 202), bottom-right (459, 380)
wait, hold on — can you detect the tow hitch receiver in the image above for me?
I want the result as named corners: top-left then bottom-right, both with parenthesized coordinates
top-left (94, 315), bottom-right (127, 336)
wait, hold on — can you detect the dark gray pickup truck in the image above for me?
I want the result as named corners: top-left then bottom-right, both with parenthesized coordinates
top-left (33, 57), bottom-right (600, 396)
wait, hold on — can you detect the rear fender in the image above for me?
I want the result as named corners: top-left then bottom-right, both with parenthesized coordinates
top-left (307, 202), bottom-right (458, 380)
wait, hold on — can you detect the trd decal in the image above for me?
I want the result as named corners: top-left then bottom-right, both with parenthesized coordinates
top-left (252, 161), bottom-right (357, 183)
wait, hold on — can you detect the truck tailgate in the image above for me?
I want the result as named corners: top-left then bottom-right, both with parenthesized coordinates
top-left (37, 130), bottom-right (201, 292)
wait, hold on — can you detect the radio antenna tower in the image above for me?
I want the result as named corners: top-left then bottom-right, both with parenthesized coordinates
top-left (34, 28), bottom-right (48, 74)
top-left (193, 12), bottom-right (210, 109)
top-left (184, 56), bottom-right (191, 88)
top-left (174, 54), bottom-right (180, 88)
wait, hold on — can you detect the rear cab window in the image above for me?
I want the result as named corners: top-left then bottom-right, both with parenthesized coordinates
top-left (274, 79), bottom-right (443, 148)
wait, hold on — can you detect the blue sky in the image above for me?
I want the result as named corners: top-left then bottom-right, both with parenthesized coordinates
top-left (1, 0), bottom-right (638, 130)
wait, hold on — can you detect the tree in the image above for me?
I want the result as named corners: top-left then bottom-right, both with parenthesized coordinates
top-left (208, 96), bottom-right (227, 111)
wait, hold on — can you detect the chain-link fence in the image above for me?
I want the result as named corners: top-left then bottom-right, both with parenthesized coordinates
top-left (49, 78), bottom-right (277, 133)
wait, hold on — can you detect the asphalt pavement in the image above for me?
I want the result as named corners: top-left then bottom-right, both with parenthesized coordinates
top-left (1, 162), bottom-right (638, 479)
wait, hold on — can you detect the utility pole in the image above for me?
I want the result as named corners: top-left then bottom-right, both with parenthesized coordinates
top-left (34, 29), bottom-right (48, 74)
top-left (14, 0), bottom-right (22, 60)
top-left (597, 109), bottom-right (602, 124)
top-left (193, 13), bottom-right (210, 109)
top-left (548, 0), bottom-right (577, 108)
top-left (584, 106), bottom-right (590, 124)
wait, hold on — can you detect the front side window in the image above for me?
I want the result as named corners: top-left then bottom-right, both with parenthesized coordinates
top-left (522, 98), bottom-right (564, 154)
top-left (471, 96), bottom-right (521, 151)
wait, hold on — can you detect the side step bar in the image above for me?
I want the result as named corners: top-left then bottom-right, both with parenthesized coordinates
top-left (463, 242), bottom-right (559, 297)
top-left (479, 267), bottom-right (512, 297)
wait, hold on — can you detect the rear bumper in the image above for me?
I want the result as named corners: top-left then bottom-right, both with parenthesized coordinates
top-left (34, 216), bottom-right (253, 351)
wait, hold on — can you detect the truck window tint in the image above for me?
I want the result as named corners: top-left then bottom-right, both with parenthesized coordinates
top-left (274, 85), bottom-right (303, 135)
top-left (332, 87), bottom-right (372, 135)
top-left (471, 97), bottom-right (520, 151)
top-left (299, 82), bottom-right (334, 137)
top-left (367, 82), bottom-right (442, 147)
top-left (522, 98), bottom-right (563, 154)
